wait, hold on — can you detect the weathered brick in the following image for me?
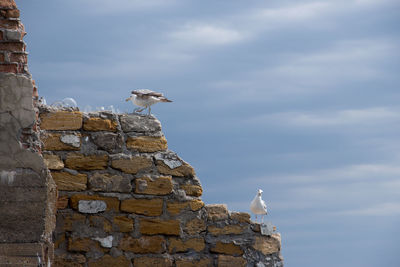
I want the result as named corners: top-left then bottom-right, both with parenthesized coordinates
top-left (90, 216), bottom-right (112, 233)
top-left (70, 194), bottom-right (119, 212)
top-left (43, 154), bottom-right (64, 170)
top-left (83, 117), bottom-right (117, 132)
top-left (88, 172), bottom-right (131, 193)
top-left (9, 52), bottom-right (26, 63)
top-left (210, 241), bottom-right (243, 256)
top-left (42, 133), bottom-right (81, 151)
top-left (0, 63), bottom-right (17, 73)
top-left (120, 198), bottom-right (163, 216)
top-left (207, 225), bottom-right (247, 236)
top-left (185, 218), bottom-right (206, 235)
top-left (119, 235), bottom-right (165, 253)
top-left (156, 161), bottom-right (195, 177)
top-left (68, 237), bottom-right (98, 252)
top-left (60, 212), bottom-right (86, 232)
top-left (111, 157), bottom-right (152, 174)
top-left (0, 0), bottom-right (17, 8)
top-left (139, 218), bottom-right (181, 236)
top-left (126, 136), bottom-right (167, 152)
top-left (0, 42), bottom-right (23, 51)
top-left (175, 258), bottom-right (213, 267)
top-left (230, 212), bottom-right (251, 223)
top-left (252, 234), bottom-right (281, 255)
top-left (181, 184), bottom-right (202, 197)
top-left (218, 255), bottom-right (246, 267)
top-left (113, 216), bottom-right (133, 232)
top-left (51, 171), bottom-right (87, 191)
top-left (168, 237), bottom-right (205, 253)
top-left (88, 255), bottom-right (130, 267)
top-left (65, 153), bottom-right (108, 170)
top-left (135, 176), bottom-right (172, 195)
top-left (133, 257), bottom-right (172, 267)
top-left (206, 204), bottom-right (229, 221)
top-left (40, 111), bottom-right (82, 130)
top-left (56, 196), bottom-right (69, 209)
top-left (167, 200), bottom-right (204, 215)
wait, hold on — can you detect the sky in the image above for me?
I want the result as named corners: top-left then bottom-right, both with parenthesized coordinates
top-left (17, 0), bottom-right (400, 266)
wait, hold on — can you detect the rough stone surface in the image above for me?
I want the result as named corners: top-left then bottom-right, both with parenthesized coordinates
top-left (43, 154), bottom-right (64, 170)
top-left (126, 136), bottom-right (167, 152)
top-left (88, 172), bottom-right (131, 193)
top-left (135, 176), bottom-right (173, 195)
top-left (65, 153), bottom-right (108, 170)
top-left (230, 212), bottom-right (251, 223)
top-left (119, 236), bottom-right (166, 253)
top-left (41, 133), bottom-right (81, 151)
top-left (156, 161), bottom-right (195, 177)
top-left (70, 194), bottom-right (119, 212)
top-left (51, 171), bottom-right (87, 191)
top-left (210, 241), bottom-right (243, 256)
top-left (218, 255), bottom-right (246, 267)
top-left (133, 257), bottom-right (173, 267)
top-left (208, 225), bottom-right (247, 236)
top-left (78, 200), bottom-right (107, 214)
top-left (181, 184), bottom-right (202, 197)
top-left (88, 255), bottom-right (130, 267)
top-left (168, 237), bottom-right (205, 253)
top-left (40, 111), bottom-right (82, 130)
top-left (113, 216), bottom-right (133, 232)
top-left (120, 198), bottom-right (163, 216)
top-left (120, 114), bottom-right (161, 133)
top-left (83, 117), bottom-right (117, 132)
top-left (185, 218), bottom-right (206, 235)
top-left (206, 204), bottom-right (229, 221)
top-left (111, 156), bottom-right (152, 174)
top-left (139, 218), bottom-right (181, 236)
top-left (252, 234), bottom-right (281, 255)
top-left (175, 258), bottom-right (213, 267)
top-left (167, 200), bottom-right (204, 215)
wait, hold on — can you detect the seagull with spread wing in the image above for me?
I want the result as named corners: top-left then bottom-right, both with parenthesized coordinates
top-left (125, 89), bottom-right (172, 115)
top-left (250, 189), bottom-right (268, 223)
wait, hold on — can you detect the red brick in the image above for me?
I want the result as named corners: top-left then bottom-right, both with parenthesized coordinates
top-left (5, 9), bottom-right (19, 18)
top-left (0, 0), bottom-right (17, 9)
top-left (0, 19), bottom-right (19, 29)
top-left (0, 63), bottom-right (17, 73)
top-left (0, 42), bottom-right (24, 52)
top-left (9, 53), bottom-right (26, 63)
top-left (0, 52), bottom-right (4, 62)
top-left (0, 30), bottom-right (3, 41)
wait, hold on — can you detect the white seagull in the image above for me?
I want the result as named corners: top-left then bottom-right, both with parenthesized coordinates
top-left (250, 189), bottom-right (268, 223)
top-left (125, 89), bottom-right (172, 115)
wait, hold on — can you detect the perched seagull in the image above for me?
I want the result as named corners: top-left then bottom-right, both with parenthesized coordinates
top-left (125, 89), bottom-right (172, 115)
top-left (250, 189), bottom-right (268, 223)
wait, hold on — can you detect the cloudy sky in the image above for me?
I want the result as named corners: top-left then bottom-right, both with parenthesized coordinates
top-left (17, 0), bottom-right (400, 266)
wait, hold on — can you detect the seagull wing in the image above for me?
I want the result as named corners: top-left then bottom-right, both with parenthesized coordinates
top-left (132, 89), bottom-right (164, 97)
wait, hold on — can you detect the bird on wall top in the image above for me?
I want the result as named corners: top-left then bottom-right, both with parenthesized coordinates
top-left (125, 89), bottom-right (172, 115)
top-left (250, 189), bottom-right (268, 223)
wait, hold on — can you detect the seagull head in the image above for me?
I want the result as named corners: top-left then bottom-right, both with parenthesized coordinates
top-left (257, 189), bottom-right (263, 195)
top-left (125, 94), bottom-right (135, 102)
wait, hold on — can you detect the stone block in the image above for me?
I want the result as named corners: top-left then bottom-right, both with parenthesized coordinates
top-left (111, 156), bottom-right (152, 174)
top-left (42, 133), bottom-right (81, 151)
top-left (60, 213), bottom-right (86, 232)
top-left (168, 237), bottom-right (205, 253)
top-left (78, 200), bottom-right (107, 214)
top-left (175, 258), bottom-right (213, 267)
top-left (57, 196), bottom-right (69, 209)
top-left (88, 172), bottom-right (131, 193)
top-left (120, 198), bottom-right (162, 216)
top-left (135, 176), bottom-right (172, 195)
top-left (51, 171), bottom-right (87, 191)
top-left (70, 194), bottom-right (119, 212)
top-left (218, 255), bottom-right (246, 267)
top-left (167, 200), bottom-right (204, 215)
top-left (184, 218), bottom-right (206, 235)
top-left (156, 161), bottom-right (195, 177)
top-left (113, 216), bottom-right (133, 232)
top-left (91, 132), bottom-right (123, 152)
top-left (230, 212), bottom-right (251, 223)
top-left (93, 235), bottom-right (113, 248)
top-left (252, 234), bottom-right (281, 255)
top-left (89, 215), bottom-right (112, 233)
top-left (181, 184), bottom-right (202, 197)
top-left (119, 114), bottom-right (162, 133)
top-left (207, 225), bottom-right (247, 236)
top-left (83, 117), bottom-right (117, 132)
top-left (210, 241), bottom-right (243, 256)
top-left (139, 218), bottom-right (181, 236)
top-left (65, 153), bottom-right (108, 170)
top-left (40, 111), bottom-right (82, 130)
top-left (0, 0), bottom-right (17, 8)
top-left (126, 136), bottom-right (167, 152)
top-left (5, 9), bottom-right (19, 19)
top-left (206, 204), bottom-right (229, 221)
top-left (43, 154), bottom-right (64, 170)
top-left (119, 235), bottom-right (166, 253)
top-left (88, 255), bottom-right (130, 267)
top-left (0, 42), bottom-right (24, 51)
top-left (0, 19), bottom-right (19, 30)
top-left (54, 253), bottom-right (85, 267)
top-left (68, 237), bottom-right (97, 252)
top-left (133, 257), bottom-right (173, 267)
top-left (0, 63), bottom-right (17, 73)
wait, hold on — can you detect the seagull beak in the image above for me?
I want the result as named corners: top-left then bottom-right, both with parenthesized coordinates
top-left (125, 97), bottom-right (130, 102)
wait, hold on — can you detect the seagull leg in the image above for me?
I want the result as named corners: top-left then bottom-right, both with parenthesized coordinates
top-left (134, 107), bottom-right (144, 113)
top-left (148, 106), bottom-right (151, 116)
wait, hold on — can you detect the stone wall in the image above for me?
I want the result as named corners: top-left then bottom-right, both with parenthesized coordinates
top-left (0, 0), bottom-right (56, 266)
top-left (40, 107), bottom-right (283, 267)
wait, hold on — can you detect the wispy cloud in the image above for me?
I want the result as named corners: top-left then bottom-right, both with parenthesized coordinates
top-left (79, 0), bottom-right (177, 14)
top-left (332, 202), bottom-right (400, 216)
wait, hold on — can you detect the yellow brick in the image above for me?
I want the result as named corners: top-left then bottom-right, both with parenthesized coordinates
top-left (88, 255), bottom-right (130, 267)
top-left (68, 237), bottom-right (97, 252)
top-left (168, 237), bottom-right (205, 253)
top-left (113, 216), bottom-right (134, 232)
top-left (89, 216), bottom-right (112, 233)
top-left (185, 218), bottom-right (206, 235)
top-left (135, 176), bottom-right (173, 195)
top-left (230, 212), bottom-right (251, 223)
top-left (51, 171), bottom-right (87, 191)
top-left (133, 257), bottom-right (173, 267)
top-left (156, 161), bottom-right (195, 177)
top-left (218, 255), bottom-right (246, 267)
top-left (65, 153), bottom-right (108, 170)
top-left (119, 236), bottom-right (166, 254)
top-left (210, 241), bottom-right (243, 256)
top-left (207, 225), bottom-right (247, 236)
top-left (120, 198), bottom-right (163, 216)
top-left (167, 200), bottom-right (204, 215)
top-left (139, 218), bottom-right (181, 236)
top-left (43, 154), bottom-right (64, 170)
top-left (40, 111), bottom-right (82, 130)
top-left (70, 194), bottom-right (120, 211)
top-left (126, 136), bottom-right (167, 152)
top-left (62, 213), bottom-right (86, 231)
top-left (57, 196), bottom-right (69, 209)
top-left (175, 258), bottom-right (213, 267)
top-left (181, 184), bottom-right (202, 197)
top-left (42, 133), bottom-right (81, 151)
top-left (111, 157), bottom-right (152, 174)
top-left (83, 117), bottom-right (117, 132)
top-left (252, 234), bottom-right (281, 255)
top-left (206, 204), bottom-right (229, 221)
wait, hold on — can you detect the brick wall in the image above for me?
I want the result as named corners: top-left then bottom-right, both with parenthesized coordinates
top-left (39, 107), bottom-right (283, 267)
